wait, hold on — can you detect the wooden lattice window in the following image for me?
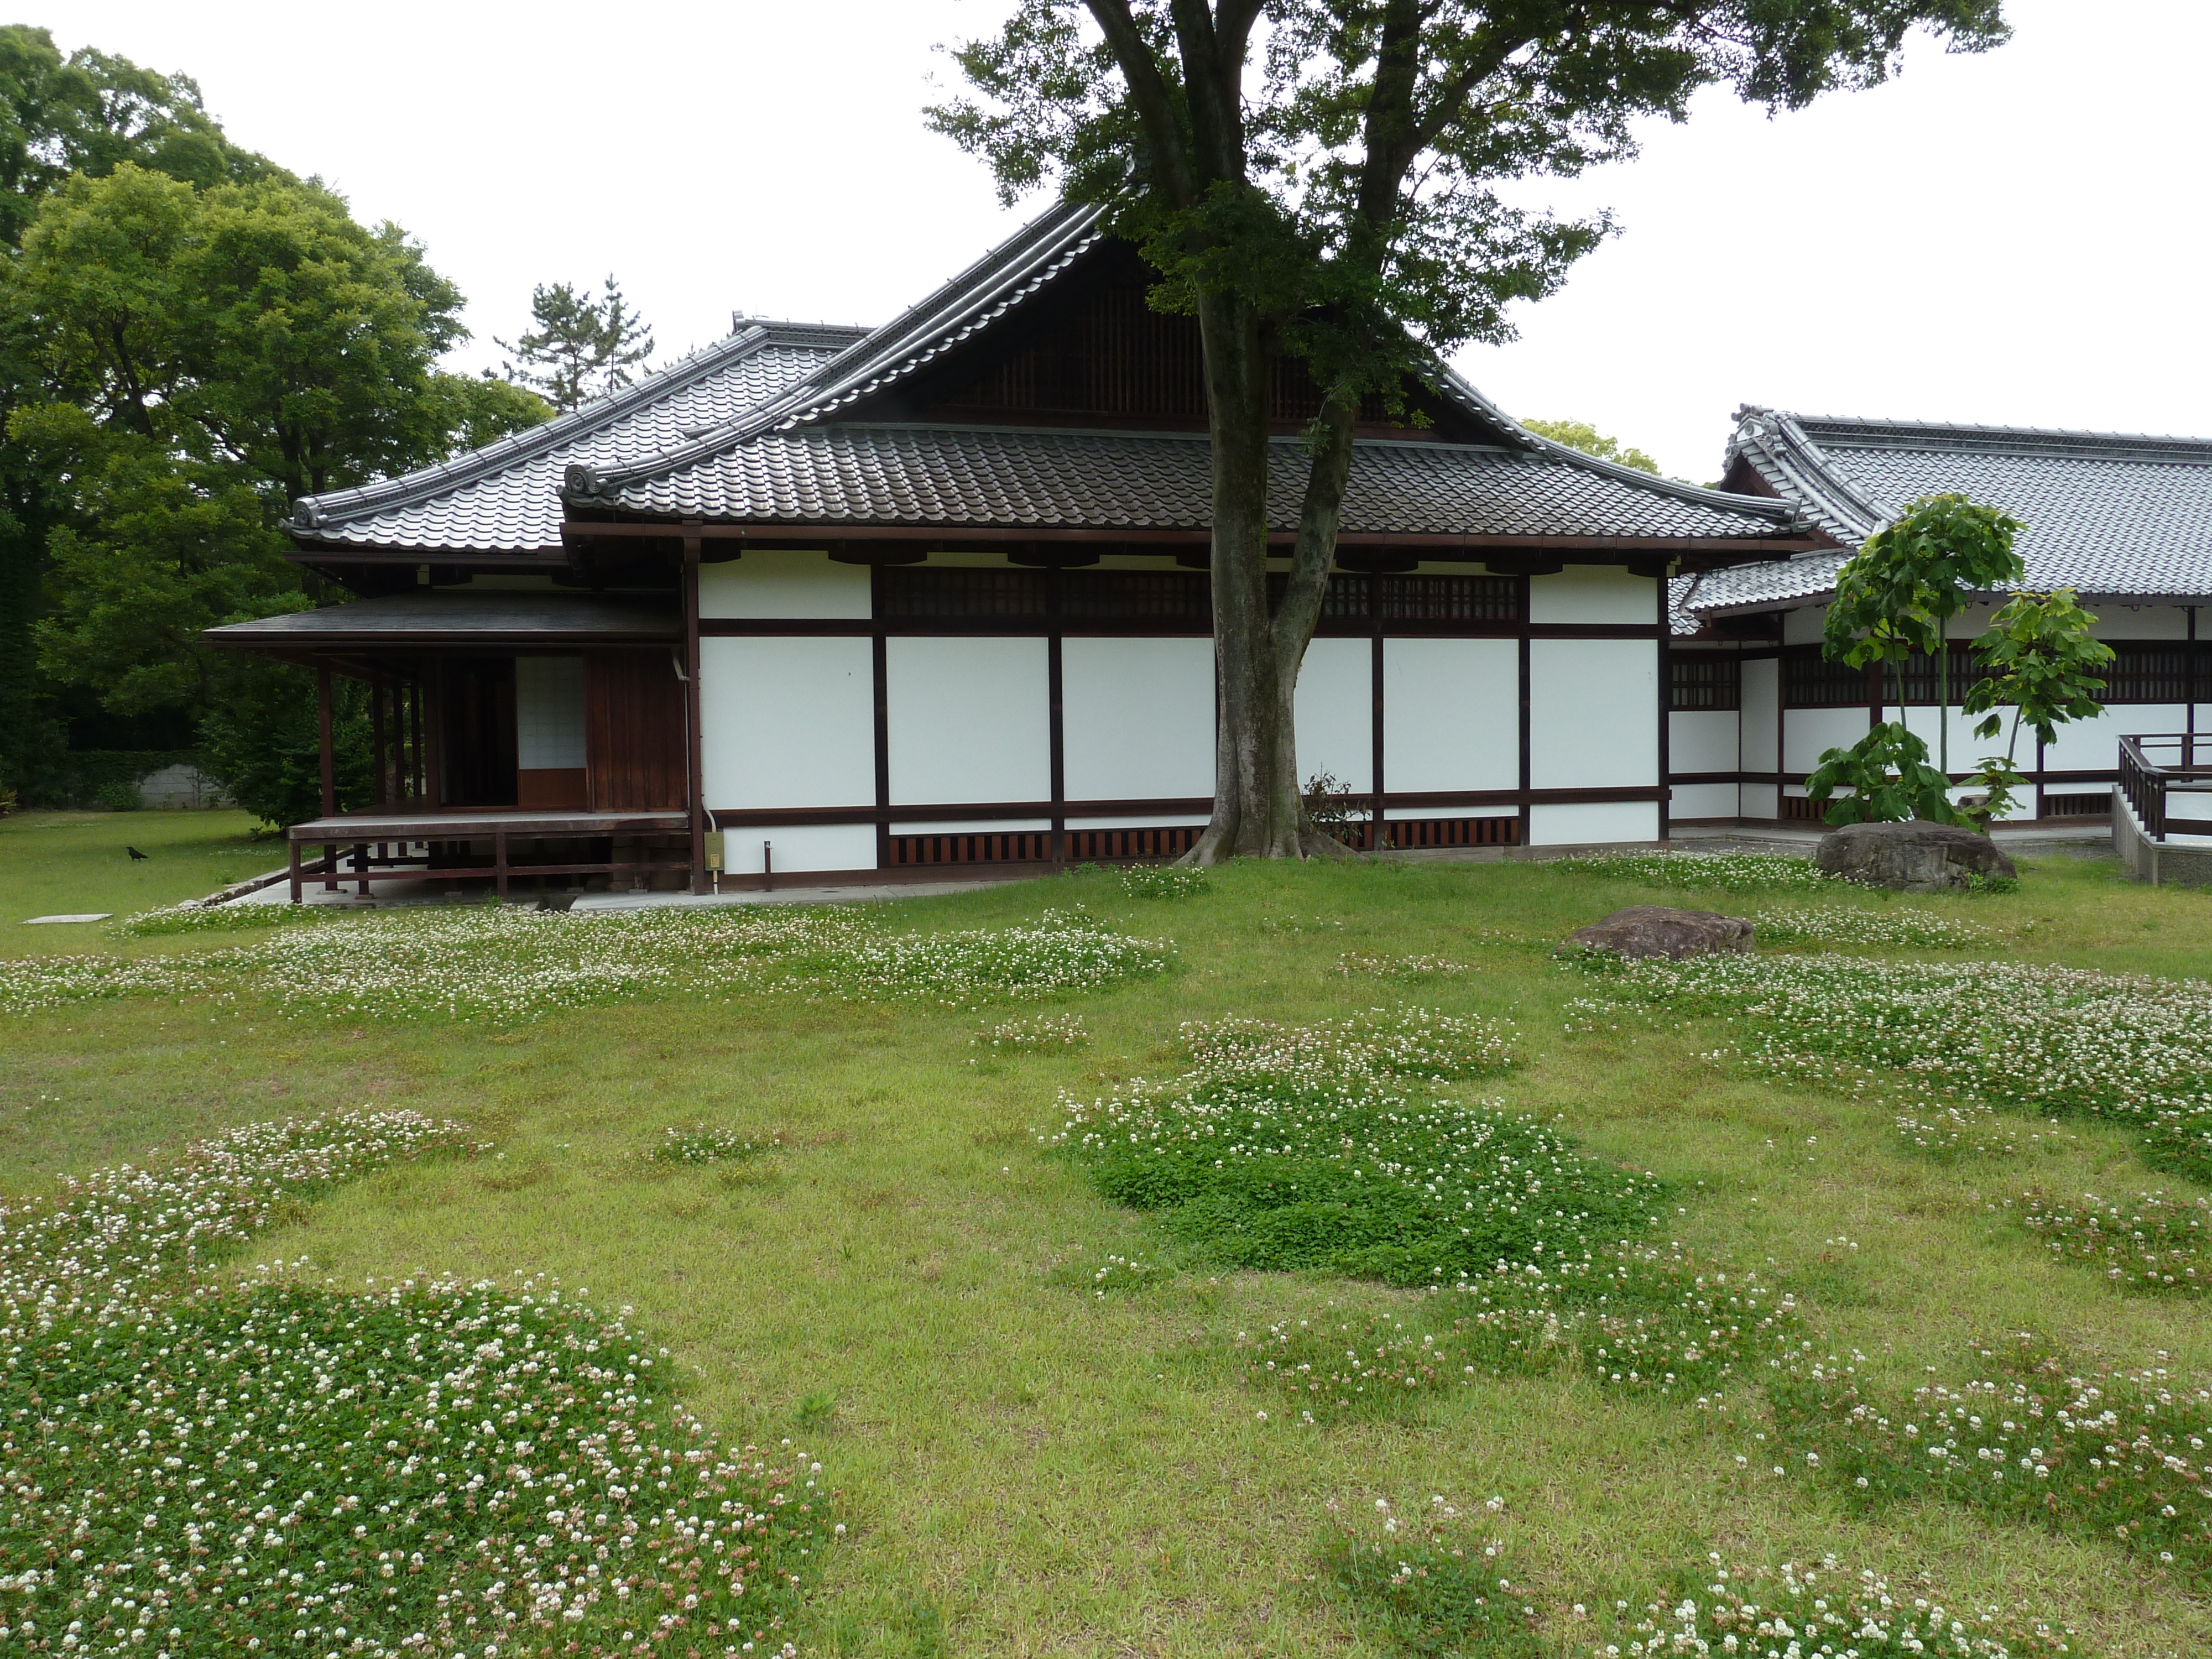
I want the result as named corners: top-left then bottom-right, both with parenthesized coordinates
top-left (1670, 655), bottom-right (1740, 711)
top-left (878, 568), bottom-right (1051, 619)
top-left (1378, 573), bottom-right (1519, 625)
top-left (1783, 645), bottom-right (1875, 708)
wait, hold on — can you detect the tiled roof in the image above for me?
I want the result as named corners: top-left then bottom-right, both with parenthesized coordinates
top-left (288, 321), bottom-right (864, 553)
top-left (287, 200), bottom-right (1804, 557)
top-left (1689, 409), bottom-right (2212, 614)
top-left (583, 422), bottom-right (1800, 541)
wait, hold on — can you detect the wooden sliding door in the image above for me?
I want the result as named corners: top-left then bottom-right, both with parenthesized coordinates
top-left (586, 649), bottom-right (687, 810)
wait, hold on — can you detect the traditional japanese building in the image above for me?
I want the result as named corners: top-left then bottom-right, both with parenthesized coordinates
top-left (208, 203), bottom-right (1818, 898)
top-left (1672, 409), bottom-right (2212, 839)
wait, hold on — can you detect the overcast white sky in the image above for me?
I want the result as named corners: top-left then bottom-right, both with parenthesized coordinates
top-left (28, 1), bottom-right (2209, 481)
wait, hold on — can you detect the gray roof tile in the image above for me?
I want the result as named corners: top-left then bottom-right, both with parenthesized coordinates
top-left (290, 322), bottom-right (863, 553)
top-left (1692, 409), bottom-right (2212, 614)
top-left (589, 421), bottom-right (1798, 541)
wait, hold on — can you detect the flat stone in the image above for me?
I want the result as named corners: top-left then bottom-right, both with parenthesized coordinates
top-left (25, 913), bottom-right (111, 924)
top-left (1565, 905), bottom-right (1754, 960)
top-left (1814, 820), bottom-right (2017, 893)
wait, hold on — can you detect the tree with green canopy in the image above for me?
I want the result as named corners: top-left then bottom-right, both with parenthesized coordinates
top-left (498, 276), bottom-right (655, 412)
top-left (1520, 417), bottom-right (1660, 474)
top-left (930, 0), bottom-right (2010, 862)
top-left (0, 25), bottom-right (286, 799)
top-left (8, 159), bottom-right (548, 820)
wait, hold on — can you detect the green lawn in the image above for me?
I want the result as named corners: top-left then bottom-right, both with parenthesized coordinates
top-left (0, 807), bottom-right (270, 944)
top-left (4, 842), bottom-right (2212, 1656)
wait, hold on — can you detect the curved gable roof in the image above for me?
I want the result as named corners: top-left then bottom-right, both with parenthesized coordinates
top-left (289, 320), bottom-right (865, 554)
top-left (1691, 407), bottom-right (2212, 615)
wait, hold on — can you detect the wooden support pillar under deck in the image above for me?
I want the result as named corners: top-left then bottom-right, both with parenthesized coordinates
top-left (316, 664), bottom-right (336, 817)
top-left (682, 528), bottom-right (707, 895)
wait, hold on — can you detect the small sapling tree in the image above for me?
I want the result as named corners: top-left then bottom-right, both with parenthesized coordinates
top-left (1811, 493), bottom-right (2026, 827)
top-left (1957, 588), bottom-right (2114, 818)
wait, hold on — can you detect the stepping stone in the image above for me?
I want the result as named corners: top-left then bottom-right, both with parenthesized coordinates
top-left (1564, 905), bottom-right (1753, 960)
top-left (25, 912), bottom-right (112, 924)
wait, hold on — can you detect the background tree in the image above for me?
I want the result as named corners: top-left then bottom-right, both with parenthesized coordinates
top-left (6, 149), bottom-right (549, 819)
top-left (497, 276), bottom-right (654, 411)
top-left (1520, 416), bottom-right (1660, 474)
top-left (931, 0), bottom-right (2010, 863)
top-left (0, 25), bottom-right (281, 801)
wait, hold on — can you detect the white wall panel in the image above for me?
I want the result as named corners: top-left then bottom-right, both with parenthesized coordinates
top-left (1670, 782), bottom-right (1739, 820)
top-left (2094, 605), bottom-right (2189, 640)
top-left (1061, 637), bottom-right (1214, 801)
top-left (1740, 782), bottom-right (1780, 820)
top-left (889, 818), bottom-right (1050, 834)
top-left (1294, 636), bottom-right (1373, 792)
top-left (1782, 607), bottom-right (1825, 644)
top-left (720, 825), bottom-right (877, 877)
top-left (1381, 637), bottom-right (1517, 794)
top-left (2042, 704), bottom-right (2184, 774)
top-left (1528, 567), bottom-right (1655, 626)
top-left (1741, 659), bottom-right (1779, 782)
top-left (1668, 709), bottom-right (1738, 774)
top-left (698, 550), bottom-right (871, 619)
top-left (514, 655), bottom-right (585, 769)
top-left (1066, 814), bottom-right (1210, 830)
top-left (1530, 799), bottom-right (1657, 847)
top-left (887, 635), bottom-right (1050, 806)
top-left (700, 637), bottom-right (874, 809)
top-left (1785, 708), bottom-right (1871, 775)
top-left (1529, 638), bottom-right (1656, 789)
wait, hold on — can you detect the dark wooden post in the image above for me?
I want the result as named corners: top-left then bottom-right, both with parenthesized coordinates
top-left (1654, 570), bottom-right (1670, 847)
top-left (370, 681), bottom-right (387, 807)
top-left (316, 664), bottom-right (337, 818)
top-left (682, 528), bottom-right (707, 894)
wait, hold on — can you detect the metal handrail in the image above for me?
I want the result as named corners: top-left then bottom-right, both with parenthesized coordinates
top-left (2119, 734), bottom-right (2212, 841)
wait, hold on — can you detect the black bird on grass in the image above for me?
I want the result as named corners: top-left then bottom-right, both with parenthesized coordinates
top-left (126, 846), bottom-right (148, 861)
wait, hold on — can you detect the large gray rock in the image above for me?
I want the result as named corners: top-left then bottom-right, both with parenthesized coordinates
top-left (1565, 905), bottom-right (1754, 960)
top-left (1814, 820), bottom-right (2017, 892)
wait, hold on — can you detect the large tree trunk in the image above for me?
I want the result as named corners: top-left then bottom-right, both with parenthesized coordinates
top-left (1184, 286), bottom-right (1362, 866)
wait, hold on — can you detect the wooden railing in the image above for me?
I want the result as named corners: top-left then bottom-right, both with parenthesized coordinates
top-left (2117, 735), bottom-right (2212, 841)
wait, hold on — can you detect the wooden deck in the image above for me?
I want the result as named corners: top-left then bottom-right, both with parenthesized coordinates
top-left (288, 807), bottom-right (687, 842)
top-left (286, 807), bottom-right (691, 902)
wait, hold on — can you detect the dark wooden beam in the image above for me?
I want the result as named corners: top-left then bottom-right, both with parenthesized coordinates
top-left (682, 530), bottom-right (707, 895)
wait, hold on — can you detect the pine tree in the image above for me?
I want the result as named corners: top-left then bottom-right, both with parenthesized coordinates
top-left (496, 275), bottom-right (654, 411)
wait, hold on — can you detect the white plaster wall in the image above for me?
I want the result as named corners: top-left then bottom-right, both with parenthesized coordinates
top-left (1530, 800), bottom-right (1657, 846)
top-left (1741, 658), bottom-right (1780, 780)
top-left (1528, 566), bottom-right (1655, 626)
top-left (721, 825), bottom-right (877, 877)
top-left (1061, 637), bottom-right (1214, 802)
top-left (888, 817), bottom-right (1051, 834)
top-left (2093, 605), bottom-right (2190, 640)
top-left (1741, 782), bottom-right (1780, 820)
top-left (1668, 709), bottom-right (1738, 774)
top-left (1783, 607), bottom-right (1825, 644)
top-left (1670, 783), bottom-right (1739, 820)
top-left (886, 635), bottom-right (1051, 806)
top-left (1528, 638), bottom-right (1656, 789)
top-left (1066, 814), bottom-right (1210, 830)
top-left (1382, 637), bottom-right (1517, 793)
top-left (1786, 707), bottom-right (1872, 775)
top-left (514, 655), bottom-right (585, 769)
top-left (1382, 805), bottom-right (1515, 823)
top-left (698, 550), bottom-right (871, 619)
top-left (2041, 703), bottom-right (2186, 775)
top-left (700, 636), bottom-right (874, 810)
top-left (1294, 636), bottom-right (1373, 792)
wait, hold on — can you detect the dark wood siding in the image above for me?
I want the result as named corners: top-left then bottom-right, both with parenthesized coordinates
top-left (586, 649), bottom-right (687, 810)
